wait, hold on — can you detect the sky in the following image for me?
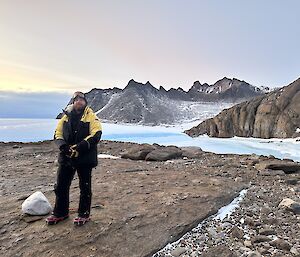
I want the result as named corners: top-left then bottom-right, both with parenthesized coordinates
top-left (0, 0), bottom-right (299, 118)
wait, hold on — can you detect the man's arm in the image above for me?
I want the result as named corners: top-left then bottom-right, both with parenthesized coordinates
top-left (85, 113), bottom-right (102, 147)
top-left (76, 113), bottom-right (102, 153)
top-left (54, 115), bottom-right (67, 149)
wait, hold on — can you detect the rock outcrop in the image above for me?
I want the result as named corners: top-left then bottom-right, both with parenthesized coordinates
top-left (185, 77), bottom-right (300, 139)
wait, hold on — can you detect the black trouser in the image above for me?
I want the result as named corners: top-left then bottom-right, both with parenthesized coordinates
top-left (53, 164), bottom-right (92, 218)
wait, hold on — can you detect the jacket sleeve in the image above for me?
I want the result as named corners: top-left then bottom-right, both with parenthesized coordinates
top-left (54, 115), bottom-right (67, 148)
top-left (84, 113), bottom-right (102, 148)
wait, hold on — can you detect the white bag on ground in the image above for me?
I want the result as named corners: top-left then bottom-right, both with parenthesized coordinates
top-left (22, 191), bottom-right (52, 215)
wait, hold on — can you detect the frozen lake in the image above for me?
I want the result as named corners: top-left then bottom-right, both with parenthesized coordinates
top-left (0, 118), bottom-right (299, 162)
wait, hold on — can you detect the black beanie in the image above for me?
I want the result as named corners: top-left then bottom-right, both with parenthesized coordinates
top-left (72, 91), bottom-right (87, 104)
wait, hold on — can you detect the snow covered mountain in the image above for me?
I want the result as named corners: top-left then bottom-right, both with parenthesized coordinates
top-left (59, 78), bottom-right (267, 125)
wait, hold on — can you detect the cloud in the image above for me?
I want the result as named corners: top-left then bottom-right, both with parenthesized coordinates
top-left (0, 91), bottom-right (71, 118)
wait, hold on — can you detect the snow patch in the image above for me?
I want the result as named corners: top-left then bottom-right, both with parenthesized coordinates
top-left (97, 154), bottom-right (120, 159)
top-left (95, 93), bottom-right (120, 114)
top-left (214, 189), bottom-right (247, 220)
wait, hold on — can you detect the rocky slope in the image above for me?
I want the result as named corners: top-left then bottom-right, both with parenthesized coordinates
top-left (185, 77), bottom-right (300, 139)
top-left (0, 140), bottom-right (300, 257)
top-left (156, 170), bottom-right (300, 257)
top-left (58, 78), bottom-right (267, 125)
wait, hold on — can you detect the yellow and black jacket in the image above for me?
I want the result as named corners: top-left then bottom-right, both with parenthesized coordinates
top-left (54, 105), bottom-right (102, 167)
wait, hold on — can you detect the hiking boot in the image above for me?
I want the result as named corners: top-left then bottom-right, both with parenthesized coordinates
top-left (73, 216), bottom-right (91, 226)
top-left (46, 214), bottom-right (69, 225)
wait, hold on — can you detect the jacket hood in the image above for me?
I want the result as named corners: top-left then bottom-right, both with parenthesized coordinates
top-left (63, 105), bottom-right (93, 119)
top-left (63, 104), bottom-right (74, 114)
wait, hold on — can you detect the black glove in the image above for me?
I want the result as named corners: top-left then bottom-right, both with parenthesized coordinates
top-left (75, 140), bottom-right (90, 154)
top-left (59, 144), bottom-right (71, 156)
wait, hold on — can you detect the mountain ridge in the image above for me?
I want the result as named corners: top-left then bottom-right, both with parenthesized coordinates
top-left (59, 77), bottom-right (268, 125)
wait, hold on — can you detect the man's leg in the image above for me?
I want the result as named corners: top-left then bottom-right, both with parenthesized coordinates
top-left (77, 166), bottom-right (92, 218)
top-left (53, 164), bottom-right (75, 217)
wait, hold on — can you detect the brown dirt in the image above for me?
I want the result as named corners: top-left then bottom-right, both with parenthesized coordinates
top-left (0, 140), bottom-right (292, 257)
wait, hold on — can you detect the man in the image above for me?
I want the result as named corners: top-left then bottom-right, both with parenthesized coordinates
top-left (46, 91), bottom-right (102, 226)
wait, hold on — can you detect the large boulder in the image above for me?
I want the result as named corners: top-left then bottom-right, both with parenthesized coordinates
top-left (181, 146), bottom-right (203, 159)
top-left (185, 78), bottom-right (300, 139)
top-left (145, 146), bottom-right (183, 161)
top-left (121, 144), bottom-right (156, 160)
top-left (121, 144), bottom-right (185, 161)
top-left (278, 198), bottom-right (300, 214)
top-left (22, 191), bottom-right (52, 215)
top-left (255, 160), bottom-right (300, 174)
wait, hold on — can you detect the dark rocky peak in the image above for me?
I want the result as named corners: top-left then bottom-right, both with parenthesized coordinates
top-left (177, 87), bottom-right (187, 93)
top-left (159, 86), bottom-right (167, 93)
top-left (167, 88), bottom-right (177, 93)
top-left (124, 79), bottom-right (159, 94)
top-left (111, 87), bottom-right (123, 93)
top-left (189, 81), bottom-right (209, 93)
top-left (145, 81), bottom-right (152, 86)
top-left (192, 81), bottom-right (202, 88)
top-left (167, 88), bottom-right (184, 93)
top-left (212, 77), bottom-right (263, 96)
top-left (125, 79), bottom-right (144, 89)
top-left (88, 87), bottom-right (99, 93)
top-left (86, 87), bottom-right (122, 96)
top-left (85, 88), bottom-right (102, 97)
top-left (231, 78), bottom-right (250, 87)
top-left (213, 77), bottom-right (233, 92)
top-left (213, 77), bottom-right (232, 85)
top-left (166, 87), bottom-right (189, 100)
top-left (232, 78), bottom-right (243, 83)
top-left (231, 79), bottom-right (263, 95)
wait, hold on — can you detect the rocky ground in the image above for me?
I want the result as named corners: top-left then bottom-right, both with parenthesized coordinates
top-left (0, 140), bottom-right (299, 257)
top-left (155, 171), bottom-right (300, 257)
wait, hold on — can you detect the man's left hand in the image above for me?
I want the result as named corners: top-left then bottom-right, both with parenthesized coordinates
top-left (76, 140), bottom-right (90, 153)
